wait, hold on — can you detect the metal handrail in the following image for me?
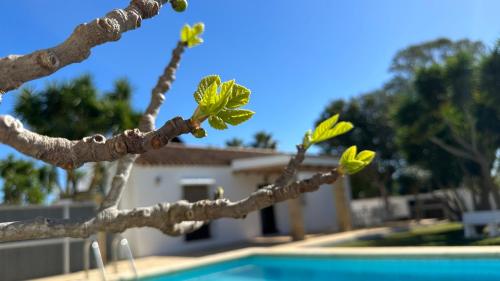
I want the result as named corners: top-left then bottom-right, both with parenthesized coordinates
top-left (83, 239), bottom-right (108, 281)
top-left (111, 235), bottom-right (138, 279)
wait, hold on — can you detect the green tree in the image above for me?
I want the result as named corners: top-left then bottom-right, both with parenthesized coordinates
top-left (250, 131), bottom-right (278, 150)
top-left (14, 75), bottom-right (141, 198)
top-left (0, 155), bottom-right (58, 204)
top-left (388, 38), bottom-right (488, 216)
top-left (225, 137), bottom-right (244, 147)
top-left (316, 38), bottom-right (488, 219)
top-left (388, 38), bottom-right (485, 90)
top-left (316, 91), bottom-right (398, 218)
top-left (395, 47), bottom-right (500, 210)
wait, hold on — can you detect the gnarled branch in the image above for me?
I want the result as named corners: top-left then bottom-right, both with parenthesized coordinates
top-left (0, 169), bottom-right (340, 241)
top-left (0, 0), bottom-right (169, 93)
top-left (0, 115), bottom-right (193, 169)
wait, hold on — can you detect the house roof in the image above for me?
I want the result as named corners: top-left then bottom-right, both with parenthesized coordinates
top-left (136, 143), bottom-right (280, 166)
top-left (136, 143), bottom-right (339, 174)
top-left (232, 154), bottom-right (338, 173)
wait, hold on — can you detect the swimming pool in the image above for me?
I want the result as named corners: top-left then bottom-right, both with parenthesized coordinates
top-left (139, 254), bottom-right (500, 281)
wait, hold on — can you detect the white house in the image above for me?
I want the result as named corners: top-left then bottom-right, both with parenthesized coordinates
top-left (119, 143), bottom-right (352, 257)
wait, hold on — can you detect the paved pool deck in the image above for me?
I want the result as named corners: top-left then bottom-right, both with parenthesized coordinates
top-left (33, 225), bottom-right (500, 281)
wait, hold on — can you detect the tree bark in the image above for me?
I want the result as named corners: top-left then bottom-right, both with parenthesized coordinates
top-left (0, 0), bottom-right (169, 93)
top-left (0, 115), bottom-right (193, 169)
top-left (0, 169), bottom-right (340, 242)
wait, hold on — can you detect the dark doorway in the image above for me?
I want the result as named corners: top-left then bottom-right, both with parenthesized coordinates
top-left (258, 184), bottom-right (279, 235)
top-left (183, 185), bottom-right (211, 241)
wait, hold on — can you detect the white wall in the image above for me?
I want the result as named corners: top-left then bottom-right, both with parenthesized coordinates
top-left (300, 171), bottom-right (339, 233)
top-left (120, 165), bottom-right (265, 256)
top-left (274, 171), bottom-right (340, 235)
top-left (120, 166), bottom-right (345, 256)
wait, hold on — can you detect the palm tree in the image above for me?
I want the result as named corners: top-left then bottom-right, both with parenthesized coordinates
top-left (225, 138), bottom-right (244, 147)
top-left (14, 75), bottom-right (141, 199)
top-left (250, 131), bottom-right (277, 150)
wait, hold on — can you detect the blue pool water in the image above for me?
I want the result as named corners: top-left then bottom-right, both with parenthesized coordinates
top-left (140, 255), bottom-right (500, 281)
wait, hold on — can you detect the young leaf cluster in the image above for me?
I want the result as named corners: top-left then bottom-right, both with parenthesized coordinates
top-left (180, 23), bottom-right (204, 47)
top-left (339, 146), bottom-right (376, 175)
top-left (302, 114), bottom-right (354, 148)
top-left (190, 75), bottom-right (254, 137)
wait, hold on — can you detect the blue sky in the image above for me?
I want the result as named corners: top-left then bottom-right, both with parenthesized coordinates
top-left (1, 0), bottom-right (500, 157)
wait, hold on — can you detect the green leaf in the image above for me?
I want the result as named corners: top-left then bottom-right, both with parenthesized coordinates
top-left (180, 23), bottom-right (205, 47)
top-left (226, 84), bottom-right (250, 109)
top-left (201, 81), bottom-right (218, 106)
top-left (312, 114), bottom-right (339, 141)
top-left (343, 159), bottom-right (365, 171)
top-left (343, 160), bottom-right (367, 174)
top-left (339, 146), bottom-right (376, 175)
top-left (313, 121), bottom-right (354, 143)
top-left (210, 90), bottom-right (229, 115)
top-left (180, 24), bottom-right (191, 42)
top-left (340, 145), bottom-right (357, 166)
top-left (220, 80), bottom-right (235, 100)
top-left (218, 109), bottom-right (254, 125)
top-left (356, 150), bottom-right (376, 164)
top-left (208, 115), bottom-right (228, 130)
top-left (194, 75), bottom-right (221, 104)
top-left (193, 22), bottom-right (205, 35)
top-left (302, 129), bottom-right (313, 148)
top-left (189, 37), bottom-right (203, 47)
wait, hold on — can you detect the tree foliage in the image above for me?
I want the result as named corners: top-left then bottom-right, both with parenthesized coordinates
top-left (250, 131), bottom-right (278, 150)
top-left (15, 75), bottom-right (141, 139)
top-left (225, 137), bottom-right (244, 147)
top-left (316, 91), bottom-right (398, 202)
top-left (13, 75), bottom-right (141, 199)
top-left (394, 44), bottom-right (500, 210)
top-left (0, 155), bottom-right (58, 204)
top-left (316, 37), bottom-right (498, 216)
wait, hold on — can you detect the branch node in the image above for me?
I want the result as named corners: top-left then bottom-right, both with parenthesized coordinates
top-left (97, 18), bottom-right (121, 41)
top-left (132, 0), bottom-right (161, 19)
top-left (185, 210), bottom-right (194, 220)
top-left (36, 51), bottom-right (60, 70)
top-left (125, 128), bottom-right (140, 137)
top-left (1, 115), bottom-right (23, 131)
top-left (92, 134), bottom-right (106, 143)
top-left (84, 134), bottom-right (106, 144)
top-left (133, 11), bottom-right (143, 28)
top-left (114, 139), bottom-right (128, 154)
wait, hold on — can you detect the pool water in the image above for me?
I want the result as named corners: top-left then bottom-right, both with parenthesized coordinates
top-left (140, 255), bottom-right (500, 281)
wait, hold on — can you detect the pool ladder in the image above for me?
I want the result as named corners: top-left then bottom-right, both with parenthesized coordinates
top-left (83, 236), bottom-right (138, 280)
top-left (84, 239), bottom-right (108, 281)
top-left (111, 235), bottom-right (138, 279)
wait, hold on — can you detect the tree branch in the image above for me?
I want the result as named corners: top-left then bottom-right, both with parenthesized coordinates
top-left (139, 41), bottom-right (186, 132)
top-left (0, 115), bottom-right (193, 169)
top-left (274, 145), bottom-right (306, 186)
top-left (0, 0), bottom-right (169, 93)
top-left (429, 136), bottom-right (477, 162)
top-left (0, 169), bottom-right (340, 241)
top-left (100, 41), bottom-right (186, 209)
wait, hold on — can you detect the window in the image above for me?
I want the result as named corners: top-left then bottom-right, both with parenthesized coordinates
top-left (183, 185), bottom-right (211, 241)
